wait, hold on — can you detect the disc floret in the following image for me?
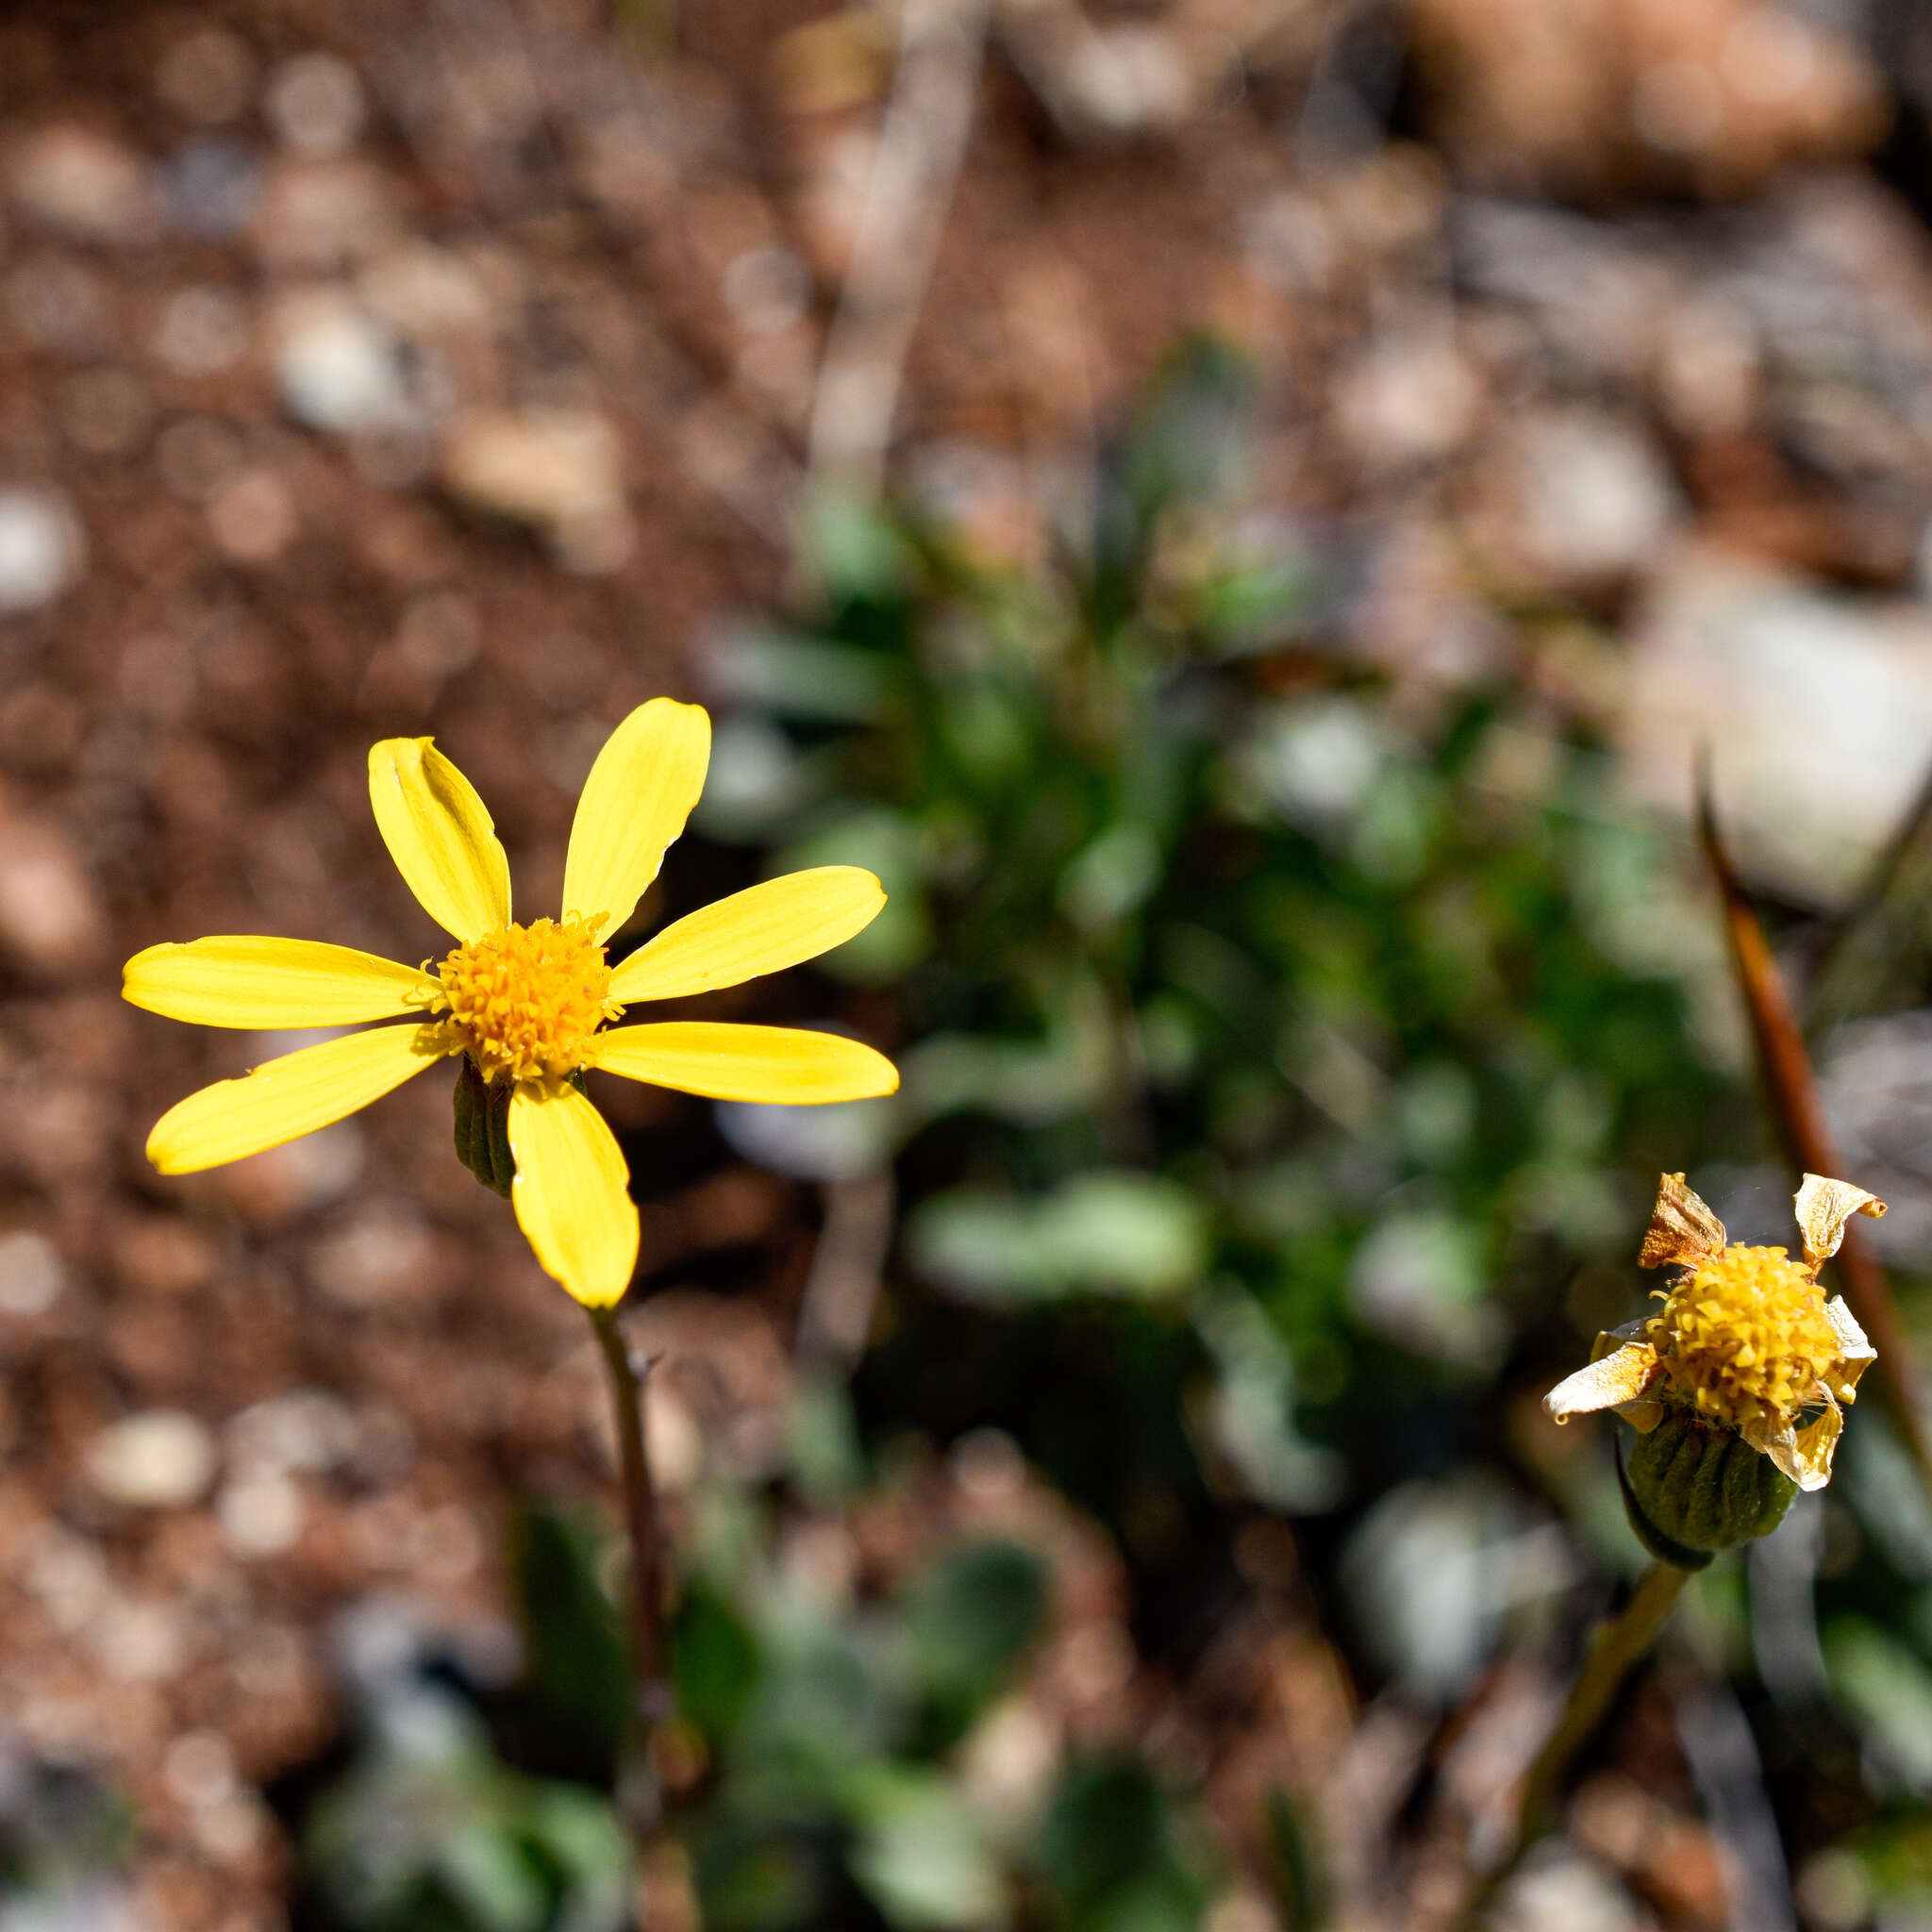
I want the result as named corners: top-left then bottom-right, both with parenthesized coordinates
top-left (429, 914), bottom-right (622, 1084)
top-left (1646, 1242), bottom-right (1846, 1435)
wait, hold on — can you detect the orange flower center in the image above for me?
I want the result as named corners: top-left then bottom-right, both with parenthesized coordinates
top-left (430, 916), bottom-right (620, 1083)
top-left (1646, 1243), bottom-right (1841, 1431)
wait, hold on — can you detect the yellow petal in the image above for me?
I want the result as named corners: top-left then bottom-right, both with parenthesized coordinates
top-left (608, 867), bottom-right (886, 1005)
top-left (368, 738), bottom-right (511, 942)
top-left (1639, 1172), bottom-right (1727, 1271)
top-left (508, 1081), bottom-right (640, 1307)
top-left (125, 937), bottom-right (436, 1028)
top-left (1794, 1173), bottom-right (1888, 1267)
top-left (561, 699), bottom-right (709, 939)
top-left (586, 1022), bottom-right (899, 1105)
top-left (146, 1024), bottom-right (442, 1174)
top-left (1544, 1341), bottom-right (1659, 1424)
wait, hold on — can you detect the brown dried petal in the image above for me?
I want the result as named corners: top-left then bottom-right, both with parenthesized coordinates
top-left (1794, 1174), bottom-right (1888, 1268)
top-left (1639, 1172), bottom-right (1727, 1271)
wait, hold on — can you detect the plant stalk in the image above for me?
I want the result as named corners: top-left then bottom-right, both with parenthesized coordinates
top-left (1463, 1560), bottom-right (1689, 1926)
top-left (590, 1304), bottom-right (673, 1836)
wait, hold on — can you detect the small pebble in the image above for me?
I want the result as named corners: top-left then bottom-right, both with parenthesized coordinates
top-left (266, 52), bottom-right (367, 157)
top-left (217, 1468), bottom-right (305, 1557)
top-left (440, 406), bottom-right (631, 572)
top-left (252, 157), bottom-right (395, 271)
top-left (87, 1409), bottom-right (215, 1508)
top-left (0, 815), bottom-right (108, 977)
top-left (208, 470), bottom-right (298, 564)
top-left (161, 137), bottom-right (260, 240)
top-left (162, 1729), bottom-right (236, 1810)
top-left (226, 1388), bottom-right (357, 1473)
top-left (152, 285), bottom-right (253, 378)
top-left (8, 125), bottom-right (157, 245)
top-left (0, 1230), bottom-right (64, 1316)
top-left (0, 486), bottom-right (84, 611)
top-left (275, 302), bottom-right (406, 432)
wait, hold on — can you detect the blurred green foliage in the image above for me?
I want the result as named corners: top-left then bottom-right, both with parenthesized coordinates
top-left (703, 335), bottom-right (1734, 1534)
top-left (677, 1503), bottom-right (1056, 1931)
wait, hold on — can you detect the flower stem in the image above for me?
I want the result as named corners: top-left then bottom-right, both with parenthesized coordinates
top-left (589, 1304), bottom-right (673, 1837)
top-left (1463, 1561), bottom-right (1689, 1926)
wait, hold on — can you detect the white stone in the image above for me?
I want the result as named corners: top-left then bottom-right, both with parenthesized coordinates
top-left (1624, 547), bottom-right (1932, 906)
top-left (87, 1410), bottom-right (215, 1508)
top-left (226, 1388), bottom-right (358, 1473)
top-left (0, 1231), bottom-right (64, 1316)
top-left (0, 487), bottom-right (84, 613)
top-left (275, 301), bottom-right (406, 432)
top-left (1508, 408), bottom-right (1679, 583)
top-left (217, 1468), bottom-right (305, 1557)
top-left (1335, 332), bottom-right (1481, 472)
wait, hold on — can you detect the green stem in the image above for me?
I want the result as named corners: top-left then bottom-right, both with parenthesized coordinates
top-left (589, 1304), bottom-right (673, 1836)
top-left (1463, 1561), bottom-right (1689, 1926)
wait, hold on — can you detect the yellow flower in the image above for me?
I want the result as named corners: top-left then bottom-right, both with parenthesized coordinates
top-left (125, 700), bottom-right (898, 1307)
top-left (1544, 1172), bottom-right (1884, 1491)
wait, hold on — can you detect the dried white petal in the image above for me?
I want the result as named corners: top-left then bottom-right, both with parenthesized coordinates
top-left (1741, 1411), bottom-right (1806, 1488)
top-left (1823, 1295), bottom-right (1875, 1401)
top-left (1790, 1395), bottom-right (1845, 1492)
top-left (1545, 1341), bottom-right (1659, 1424)
top-left (1795, 1174), bottom-right (1887, 1268)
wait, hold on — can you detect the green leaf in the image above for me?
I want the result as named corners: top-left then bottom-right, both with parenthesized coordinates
top-left (1038, 1757), bottom-right (1207, 1932)
top-left (908, 1174), bottom-right (1208, 1305)
top-left (847, 1770), bottom-right (1008, 1930)
top-left (904, 1539), bottom-right (1049, 1738)
top-left (675, 1585), bottom-right (761, 1739)
top-left (508, 1503), bottom-right (629, 1784)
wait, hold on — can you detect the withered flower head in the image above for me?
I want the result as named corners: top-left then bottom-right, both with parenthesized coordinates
top-left (1545, 1173), bottom-right (1884, 1493)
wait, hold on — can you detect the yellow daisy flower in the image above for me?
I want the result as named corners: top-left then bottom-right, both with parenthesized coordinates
top-left (1545, 1171), bottom-right (1884, 1491)
top-left (125, 699), bottom-right (898, 1307)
